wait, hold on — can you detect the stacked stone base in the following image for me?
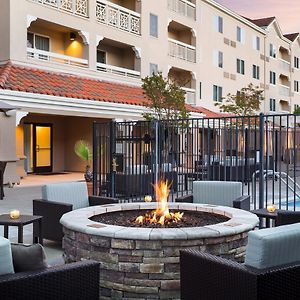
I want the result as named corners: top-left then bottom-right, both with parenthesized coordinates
top-left (63, 229), bottom-right (248, 300)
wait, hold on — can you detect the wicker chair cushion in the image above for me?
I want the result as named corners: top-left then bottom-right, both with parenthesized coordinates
top-left (245, 223), bottom-right (300, 269)
top-left (11, 243), bottom-right (48, 273)
top-left (42, 182), bottom-right (89, 210)
top-left (0, 237), bottom-right (14, 276)
top-left (192, 181), bottom-right (242, 207)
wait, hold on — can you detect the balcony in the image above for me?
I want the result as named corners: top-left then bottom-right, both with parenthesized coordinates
top-left (168, 0), bottom-right (196, 20)
top-left (96, 0), bottom-right (141, 35)
top-left (96, 63), bottom-right (140, 78)
top-left (279, 84), bottom-right (290, 97)
top-left (27, 48), bottom-right (88, 67)
top-left (29, 0), bottom-right (89, 18)
top-left (182, 87), bottom-right (196, 104)
top-left (168, 39), bottom-right (196, 62)
top-left (279, 59), bottom-right (291, 74)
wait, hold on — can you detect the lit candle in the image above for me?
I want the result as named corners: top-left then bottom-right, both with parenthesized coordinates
top-left (144, 195), bottom-right (152, 202)
top-left (267, 205), bottom-right (276, 213)
top-left (9, 210), bottom-right (20, 219)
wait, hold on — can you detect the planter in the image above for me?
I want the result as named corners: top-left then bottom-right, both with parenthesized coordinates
top-left (86, 181), bottom-right (93, 196)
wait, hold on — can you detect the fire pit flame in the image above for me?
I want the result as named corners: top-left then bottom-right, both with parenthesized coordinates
top-left (135, 180), bottom-right (184, 226)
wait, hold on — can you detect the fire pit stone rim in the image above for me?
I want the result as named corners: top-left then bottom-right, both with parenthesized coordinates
top-left (60, 203), bottom-right (259, 240)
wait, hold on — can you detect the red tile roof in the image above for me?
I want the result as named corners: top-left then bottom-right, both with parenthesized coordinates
top-left (248, 16), bottom-right (275, 27)
top-left (284, 33), bottom-right (299, 41)
top-left (0, 62), bottom-right (220, 118)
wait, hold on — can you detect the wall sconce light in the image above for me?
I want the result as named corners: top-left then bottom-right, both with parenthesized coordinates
top-left (70, 32), bottom-right (76, 41)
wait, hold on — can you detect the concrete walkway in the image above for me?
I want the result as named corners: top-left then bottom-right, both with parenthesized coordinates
top-left (0, 173), bottom-right (83, 264)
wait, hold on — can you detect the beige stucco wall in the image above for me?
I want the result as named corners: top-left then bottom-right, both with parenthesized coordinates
top-left (2, 0), bottom-right (300, 113)
top-left (0, 0), bottom-right (10, 62)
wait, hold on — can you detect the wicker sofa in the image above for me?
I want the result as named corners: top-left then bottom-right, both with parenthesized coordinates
top-left (0, 260), bottom-right (100, 300)
top-left (180, 223), bottom-right (300, 300)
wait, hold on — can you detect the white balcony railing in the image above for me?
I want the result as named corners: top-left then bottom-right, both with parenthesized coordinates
top-left (168, 0), bottom-right (196, 20)
top-left (27, 48), bottom-right (88, 68)
top-left (29, 0), bottom-right (89, 18)
top-left (182, 87), bottom-right (196, 104)
top-left (96, 62), bottom-right (140, 78)
top-left (279, 59), bottom-right (291, 73)
top-left (168, 38), bottom-right (196, 63)
top-left (96, 0), bottom-right (141, 35)
top-left (279, 84), bottom-right (290, 97)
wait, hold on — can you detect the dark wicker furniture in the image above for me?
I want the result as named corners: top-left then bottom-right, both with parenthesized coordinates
top-left (0, 214), bottom-right (43, 244)
top-left (180, 249), bottom-right (300, 300)
top-left (0, 260), bottom-right (100, 300)
top-left (251, 208), bottom-right (278, 228)
top-left (33, 195), bottom-right (118, 242)
top-left (276, 210), bottom-right (300, 226)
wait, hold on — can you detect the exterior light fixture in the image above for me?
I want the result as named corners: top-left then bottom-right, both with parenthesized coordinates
top-left (70, 32), bottom-right (76, 41)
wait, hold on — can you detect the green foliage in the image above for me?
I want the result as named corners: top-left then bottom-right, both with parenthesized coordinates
top-left (294, 106), bottom-right (300, 115)
top-left (74, 140), bottom-right (92, 165)
top-left (141, 73), bottom-right (190, 122)
top-left (215, 83), bottom-right (263, 116)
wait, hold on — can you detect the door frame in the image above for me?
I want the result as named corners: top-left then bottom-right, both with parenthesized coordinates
top-left (30, 123), bottom-right (53, 173)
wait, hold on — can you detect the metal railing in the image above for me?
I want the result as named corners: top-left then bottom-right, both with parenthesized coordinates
top-left (96, 0), bottom-right (141, 35)
top-left (96, 62), bottom-right (140, 78)
top-left (29, 0), bottom-right (89, 18)
top-left (27, 48), bottom-right (88, 68)
top-left (93, 114), bottom-right (300, 210)
top-left (168, 38), bottom-right (196, 63)
top-left (182, 87), bottom-right (196, 104)
top-left (168, 0), bottom-right (196, 19)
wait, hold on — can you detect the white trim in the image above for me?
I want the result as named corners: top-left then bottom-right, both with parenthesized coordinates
top-left (27, 15), bottom-right (37, 28)
top-left (98, 0), bottom-right (141, 18)
top-left (0, 90), bottom-right (204, 119)
top-left (78, 31), bottom-right (90, 45)
top-left (96, 63), bottom-right (141, 78)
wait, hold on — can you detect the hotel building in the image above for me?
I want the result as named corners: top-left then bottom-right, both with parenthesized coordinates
top-left (0, 0), bottom-right (299, 181)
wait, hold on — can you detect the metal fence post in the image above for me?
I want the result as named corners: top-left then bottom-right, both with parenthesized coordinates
top-left (259, 113), bottom-right (265, 210)
top-left (92, 122), bottom-right (98, 196)
top-left (110, 120), bottom-right (116, 198)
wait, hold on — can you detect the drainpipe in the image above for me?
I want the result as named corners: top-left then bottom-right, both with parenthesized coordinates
top-left (263, 35), bottom-right (267, 113)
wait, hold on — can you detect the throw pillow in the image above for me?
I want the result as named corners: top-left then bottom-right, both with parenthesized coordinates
top-left (11, 243), bottom-right (49, 273)
top-left (0, 237), bottom-right (14, 276)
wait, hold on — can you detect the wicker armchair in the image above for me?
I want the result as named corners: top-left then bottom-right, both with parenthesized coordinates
top-left (33, 182), bottom-right (118, 242)
top-left (176, 181), bottom-right (250, 210)
top-left (0, 260), bottom-right (100, 300)
top-left (276, 210), bottom-right (300, 226)
top-left (180, 249), bottom-right (300, 300)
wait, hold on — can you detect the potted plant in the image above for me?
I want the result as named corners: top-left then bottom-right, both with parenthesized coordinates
top-left (74, 140), bottom-right (93, 195)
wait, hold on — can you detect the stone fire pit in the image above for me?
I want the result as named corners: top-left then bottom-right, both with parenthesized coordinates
top-left (61, 202), bottom-right (258, 300)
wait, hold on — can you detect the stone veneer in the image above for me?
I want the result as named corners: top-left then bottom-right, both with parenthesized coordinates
top-left (61, 203), bottom-right (259, 300)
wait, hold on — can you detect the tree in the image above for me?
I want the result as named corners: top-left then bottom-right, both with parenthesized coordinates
top-left (142, 73), bottom-right (190, 122)
top-left (294, 106), bottom-right (300, 115)
top-left (215, 83), bottom-right (263, 116)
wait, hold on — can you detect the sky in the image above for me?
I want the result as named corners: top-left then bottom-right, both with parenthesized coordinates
top-left (215, 0), bottom-right (300, 34)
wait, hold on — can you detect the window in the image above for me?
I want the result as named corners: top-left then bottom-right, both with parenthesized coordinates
top-left (214, 15), bottom-right (223, 33)
top-left (97, 50), bottom-right (106, 64)
top-left (237, 59), bottom-right (245, 75)
top-left (270, 71), bottom-right (276, 85)
top-left (213, 50), bottom-right (223, 68)
top-left (149, 63), bottom-right (158, 75)
top-left (237, 26), bottom-right (245, 43)
top-left (294, 104), bottom-right (299, 111)
top-left (269, 44), bottom-right (276, 58)
top-left (294, 56), bottom-right (299, 69)
top-left (269, 98), bottom-right (276, 111)
top-left (199, 82), bottom-right (202, 99)
top-left (27, 32), bottom-right (50, 52)
top-left (253, 36), bottom-right (260, 51)
top-left (150, 13), bottom-right (158, 37)
top-left (252, 65), bottom-right (260, 79)
top-left (213, 85), bottom-right (222, 102)
top-left (294, 80), bottom-right (299, 92)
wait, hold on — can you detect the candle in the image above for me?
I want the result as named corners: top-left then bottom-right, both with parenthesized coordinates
top-left (9, 210), bottom-right (20, 219)
top-left (144, 195), bottom-right (152, 202)
top-left (267, 205), bottom-right (276, 213)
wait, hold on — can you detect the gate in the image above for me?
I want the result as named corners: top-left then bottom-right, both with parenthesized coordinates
top-left (93, 114), bottom-right (300, 209)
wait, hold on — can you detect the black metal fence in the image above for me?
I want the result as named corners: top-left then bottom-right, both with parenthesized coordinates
top-left (93, 114), bottom-right (300, 210)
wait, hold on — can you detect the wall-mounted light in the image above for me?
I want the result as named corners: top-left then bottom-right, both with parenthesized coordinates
top-left (70, 32), bottom-right (76, 41)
